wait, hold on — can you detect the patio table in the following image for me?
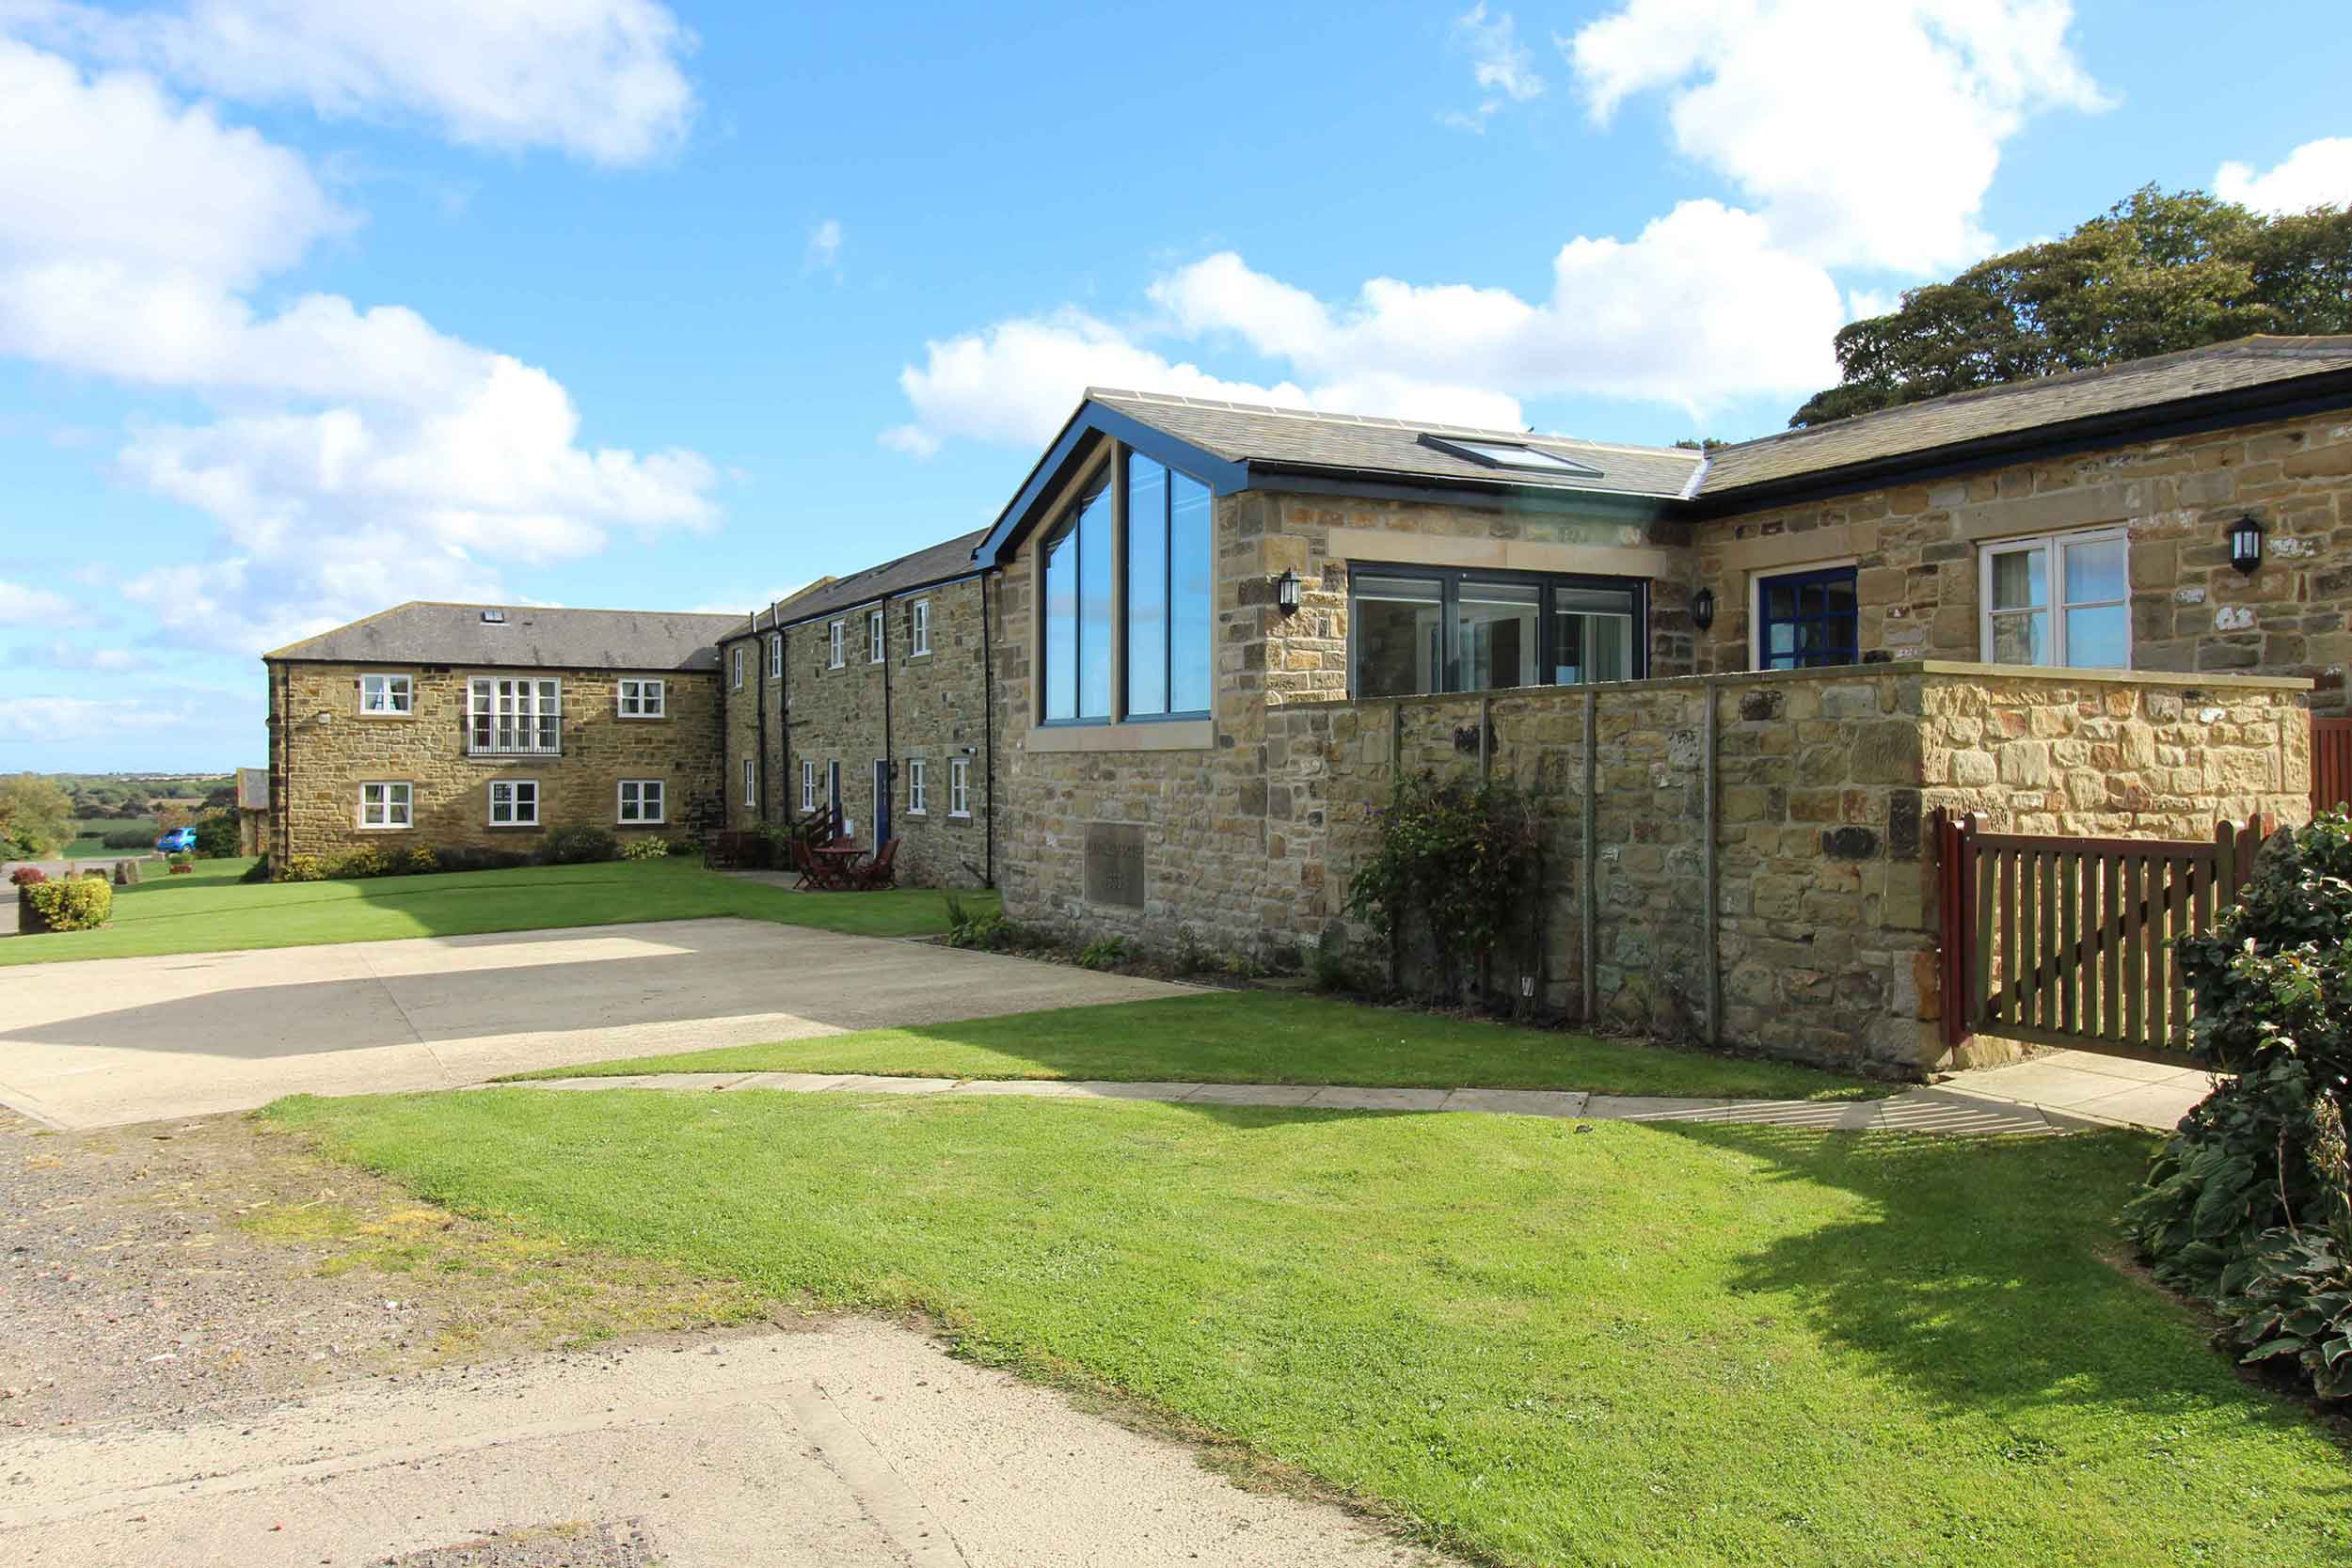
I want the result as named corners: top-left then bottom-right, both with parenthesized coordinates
top-left (807, 845), bottom-right (869, 891)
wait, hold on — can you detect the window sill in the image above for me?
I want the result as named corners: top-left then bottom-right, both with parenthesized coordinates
top-left (485, 823), bottom-right (542, 832)
top-left (356, 824), bottom-right (413, 832)
top-left (357, 712), bottom-right (414, 721)
top-left (1025, 719), bottom-right (1214, 754)
top-left (617, 821), bottom-right (667, 829)
top-left (948, 812), bottom-right (973, 821)
top-left (615, 713), bottom-right (668, 721)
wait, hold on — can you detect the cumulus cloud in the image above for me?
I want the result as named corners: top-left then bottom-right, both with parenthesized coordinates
top-left (2217, 138), bottom-right (2352, 215)
top-left (0, 35), bottom-right (718, 657)
top-left (0, 692), bottom-right (219, 743)
top-left (1564, 0), bottom-right (2107, 273)
top-left (0, 578), bottom-right (74, 623)
top-left (805, 217), bottom-right (844, 273)
top-left (884, 201), bottom-right (1844, 454)
top-left (6, 0), bottom-right (696, 165)
top-left (1444, 4), bottom-right (1545, 131)
top-left (8, 641), bottom-right (152, 673)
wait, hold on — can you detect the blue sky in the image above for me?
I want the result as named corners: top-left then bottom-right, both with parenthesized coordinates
top-left (2, 0), bottom-right (2346, 771)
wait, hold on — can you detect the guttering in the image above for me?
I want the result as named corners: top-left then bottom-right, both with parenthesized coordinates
top-left (1689, 368), bottom-right (2352, 517)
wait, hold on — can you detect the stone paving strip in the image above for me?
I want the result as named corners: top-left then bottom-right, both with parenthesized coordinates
top-left (505, 1071), bottom-right (2073, 1135)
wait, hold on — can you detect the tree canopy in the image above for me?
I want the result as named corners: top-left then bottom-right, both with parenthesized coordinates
top-left (1789, 186), bottom-right (2352, 428)
top-left (0, 774), bottom-right (75, 859)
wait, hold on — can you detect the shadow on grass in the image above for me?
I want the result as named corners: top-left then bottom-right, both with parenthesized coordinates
top-left (1652, 1118), bottom-right (2352, 1473)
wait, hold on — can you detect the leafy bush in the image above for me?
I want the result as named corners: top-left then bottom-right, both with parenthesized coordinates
top-left (2126, 813), bottom-right (2352, 1402)
top-left (239, 858), bottom-right (271, 883)
top-left (281, 854), bottom-right (326, 882)
top-left (668, 837), bottom-right (696, 856)
top-left (1077, 935), bottom-right (1130, 971)
top-left (103, 827), bottom-right (156, 850)
top-left (23, 874), bottom-right (113, 931)
top-left (544, 825), bottom-right (618, 864)
top-left (167, 853), bottom-right (193, 874)
top-left (331, 847), bottom-right (390, 879)
top-left (621, 835), bottom-right (672, 861)
top-left (1308, 933), bottom-right (1359, 994)
top-left (192, 812), bottom-right (240, 859)
top-left (433, 846), bottom-right (533, 874)
top-left (403, 846), bottom-right (441, 876)
top-left (9, 865), bottom-right (46, 887)
top-left (1344, 769), bottom-right (1546, 1003)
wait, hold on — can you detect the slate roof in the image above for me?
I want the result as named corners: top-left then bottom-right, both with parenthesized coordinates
top-left (1088, 389), bottom-right (1705, 500)
top-left (264, 603), bottom-right (744, 673)
top-left (736, 528), bottom-right (993, 636)
top-left (1697, 335), bottom-right (2352, 497)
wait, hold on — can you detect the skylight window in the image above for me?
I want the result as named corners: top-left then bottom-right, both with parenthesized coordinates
top-left (1424, 436), bottom-right (1604, 477)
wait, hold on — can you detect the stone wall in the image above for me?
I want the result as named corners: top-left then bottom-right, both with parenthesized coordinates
top-left (720, 576), bottom-right (996, 888)
top-left (1693, 408), bottom-right (2352, 709)
top-left (272, 661), bottom-right (722, 863)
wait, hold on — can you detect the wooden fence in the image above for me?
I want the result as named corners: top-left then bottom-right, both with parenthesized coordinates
top-left (1935, 811), bottom-right (2270, 1065)
top-left (2316, 717), bottom-right (2352, 816)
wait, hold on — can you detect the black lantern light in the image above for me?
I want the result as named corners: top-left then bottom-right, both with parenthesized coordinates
top-left (1274, 568), bottom-right (1301, 614)
top-left (2228, 515), bottom-right (2265, 576)
top-left (1692, 587), bottom-right (1716, 632)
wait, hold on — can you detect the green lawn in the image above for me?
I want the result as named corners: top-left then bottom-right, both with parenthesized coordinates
top-left (2, 855), bottom-right (993, 964)
top-left (510, 990), bottom-right (1885, 1100)
top-left (271, 1088), bottom-right (2352, 1568)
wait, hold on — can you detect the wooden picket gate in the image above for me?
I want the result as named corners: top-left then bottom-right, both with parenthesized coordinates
top-left (1934, 811), bottom-right (2270, 1065)
top-left (2316, 717), bottom-right (2352, 816)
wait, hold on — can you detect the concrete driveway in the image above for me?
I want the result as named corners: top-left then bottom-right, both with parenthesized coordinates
top-left (0, 918), bottom-right (1191, 1129)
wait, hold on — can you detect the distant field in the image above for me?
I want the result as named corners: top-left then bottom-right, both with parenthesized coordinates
top-left (62, 817), bottom-right (161, 859)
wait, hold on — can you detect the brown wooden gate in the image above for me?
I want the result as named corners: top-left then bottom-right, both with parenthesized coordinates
top-left (1934, 811), bottom-right (2269, 1065)
top-left (2316, 717), bottom-right (2352, 816)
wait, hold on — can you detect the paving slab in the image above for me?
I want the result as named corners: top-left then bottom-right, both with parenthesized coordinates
top-left (1306, 1086), bottom-right (1453, 1112)
top-left (1440, 1087), bottom-right (1591, 1117)
top-left (1181, 1082), bottom-right (1325, 1106)
top-left (1870, 1089), bottom-right (2054, 1136)
top-left (0, 918), bottom-right (1192, 1130)
top-left (1583, 1095), bottom-right (1738, 1121)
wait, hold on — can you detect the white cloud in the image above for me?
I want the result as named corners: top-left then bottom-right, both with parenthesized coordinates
top-left (2217, 138), bottom-right (2352, 215)
top-left (8, 0), bottom-right (696, 165)
top-left (0, 693), bottom-right (215, 743)
top-left (8, 641), bottom-right (151, 672)
top-left (0, 578), bottom-right (74, 623)
top-left (885, 201), bottom-right (1844, 453)
top-left (1564, 0), bottom-right (2107, 273)
top-left (1445, 4), bottom-right (1545, 131)
top-left (805, 217), bottom-right (844, 273)
top-left (0, 37), bottom-right (718, 656)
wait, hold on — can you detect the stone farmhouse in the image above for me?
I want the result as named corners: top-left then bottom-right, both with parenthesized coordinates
top-left (268, 335), bottom-right (2352, 1073)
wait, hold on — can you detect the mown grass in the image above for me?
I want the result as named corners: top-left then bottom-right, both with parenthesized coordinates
top-left (271, 1087), bottom-right (2352, 1568)
top-left (0, 855), bottom-right (995, 965)
top-left (507, 990), bottom-right (1887, 1101)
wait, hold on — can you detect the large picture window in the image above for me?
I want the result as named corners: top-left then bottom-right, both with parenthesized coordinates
top-left (1351, 568), bottom-right (1640, 698)
top-left (1124, 453), bottom-right (1213, 718)
top-left (1041, 469), bottom-right (1114, 721)
top-left (1980, 529), bottom-right (2129, 669)
top-left (1755, 565), bottom-right (1859, 671)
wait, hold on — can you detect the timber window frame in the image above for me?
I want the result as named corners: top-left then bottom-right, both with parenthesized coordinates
top-left (730, 647), bottom-right (744, 689)
top-left (800, 759), bottom-right (816, 812)
top-left (487, 779), bottom-right (538, 828)
top-left (906, 757), bottom-right (929, 816)
top-left (358, 673), bottom-right (413, 717)
top-left (1752, 562), bottom-right (1860, 672)
top-left (468, 677), bottom-right (561, 755)
top-left (1979, 527), bottom-right (2132, 670)
top-left (617, 779), bottom-right (665, 825)
top-left (358, 781), bottom-right (411, 830)
top-left (948, 757), bottom-right (971, 818)
top-left (616, 677), bottom-right (665, 719)
top-left (828, 620), bottom-right (845, 669)
top-left (910, 598), bottom-right (931, 657)
top-left (769, 634), bottom-right (783, 679)
top-left (867, 607), bottom-right (885, 664)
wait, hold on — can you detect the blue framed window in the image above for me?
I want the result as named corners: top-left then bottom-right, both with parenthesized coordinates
top-left (1756, 565), bottom-right (1859, 671)
top-left (1125, 451), bottom-right (1213, 719)
top-left (1041, 469), bottom-right (1114, 722)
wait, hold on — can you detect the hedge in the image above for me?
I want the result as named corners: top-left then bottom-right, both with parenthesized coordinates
top-left (21, 874), bottom-right (113, 932)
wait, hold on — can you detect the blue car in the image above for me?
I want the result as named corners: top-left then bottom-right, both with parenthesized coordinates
top-left (155, 827), bottom-right (198, 854)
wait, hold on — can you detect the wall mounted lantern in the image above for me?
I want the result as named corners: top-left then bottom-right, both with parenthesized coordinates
top-left (1692, 587), bottom-right (1716, 632)
top-left (1274, 569), bottom-right (1301, 614)
top-left (2228, 515), bottom-right (2265, 576)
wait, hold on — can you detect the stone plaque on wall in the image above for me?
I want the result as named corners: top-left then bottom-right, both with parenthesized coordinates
top-left (1084, 822), bottom-right (1146, 909)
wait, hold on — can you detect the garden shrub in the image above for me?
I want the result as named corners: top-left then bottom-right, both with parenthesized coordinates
top-left (1344, 768), bottom-right (1546, 1004)
top-left (281, 854), bottom-right (326, 882)
top-left (544, 825), bottom-right (618, 864)
top-left (621, 835), bottom-right (672, 861)
top-left (433, 846), bottom-right (533, 874)
top-left (1077, 935), bottom-right (1130, 971)
top-left (192, 812), bottom-right (240, 859)
top-left (9, 864), bottom-right (45, 887)
top-left (238, 858), bottom-right (270, 883)
top-left (103, 827), bottom-right (156, 850)
top-left (2126, 812), bottom-right (2352, 1402)
top-left (23, 874), bottom-right (112, 931)
top-left (331, 847), bottom-right (390, 879)
top-left (403, 846), bottom-right (441, 875)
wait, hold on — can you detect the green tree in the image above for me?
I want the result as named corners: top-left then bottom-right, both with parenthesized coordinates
top-left (0, 774), bottom-right (75, 859)
top-left (1790, 185), bottom-right (2352, 428)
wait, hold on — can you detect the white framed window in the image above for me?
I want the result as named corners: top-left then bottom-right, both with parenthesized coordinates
top-left (488, 779), bottom-right (538, 827)
top-left (828, 620), bottom-right (845, 668)
top-left (617, 677), bottom-right (665, 719)
top-left (867, 607), bottom-right (884, 663)
top-left (742, 755), bottom-right (756, 808)
top-left (800, 758), bottom-right (816, 812)
top-left (730, 646), bottom-right (745, 689)
top-left (910, 598), bottom-right (931, 657)
top-left (1979, 528), bottom-right (2130, 670)
top-left (468, 677), bottom-right (561, 754)
top-left (618, 779), bottom-right (665, 824)
top-left (358, 781), bottom-right (412, 829)
top-left (769, 634), bottom-right (783, 678)
top-left (358, 673), bottom-right (413, 716)
top-left (949, 757), bottom-right (971, 818)
top-left (907, 758), bottom-right (929, 815)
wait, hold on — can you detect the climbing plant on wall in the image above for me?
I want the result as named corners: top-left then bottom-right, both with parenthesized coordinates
top-left (1344, 768), bottom-right (1546, 1005)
